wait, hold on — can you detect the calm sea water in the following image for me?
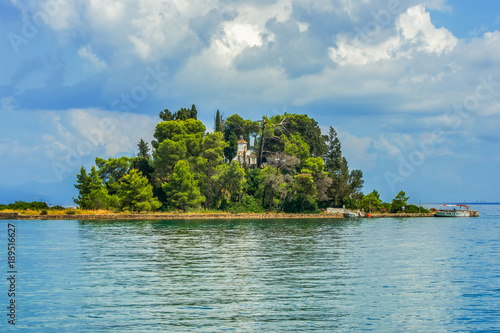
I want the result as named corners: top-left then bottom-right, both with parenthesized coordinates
top-left (1, 204), bottom-right (500, 332)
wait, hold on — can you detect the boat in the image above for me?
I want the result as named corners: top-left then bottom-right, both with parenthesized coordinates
top-left (435, 204), bottom-right (471, 217)
top-left (343, 211), bottom-right (364, 218)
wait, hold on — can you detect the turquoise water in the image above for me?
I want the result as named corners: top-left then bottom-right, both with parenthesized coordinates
top-left (1, 204), bottom-right (500, 332)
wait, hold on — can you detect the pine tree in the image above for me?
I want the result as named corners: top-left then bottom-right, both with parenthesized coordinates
top-left (163, 161), bottom-right (204, 211)
top-left (137, 138), bottom-right (150, 159)
top-left (224, 130), bottom-right (238, 161)
top-left (74, 166), bottom-right (89, 207)
top-left (159, 109), bottom-right (174, 121)
top-left (117, 169), bottom-right (161, 212)
top-left (325, 126), bottom-right (342, 172)
top-left (190, 104), bottom-right (198, 120)
top-left (390, 190), bottom-right (409, 213)
top-left (74, 166), bottom-right (105, 209)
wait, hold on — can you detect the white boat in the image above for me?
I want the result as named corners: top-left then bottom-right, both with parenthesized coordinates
top-left (435, 204), bottom-right (471, 217)
top-left (343, 211), bottom-right (363, 218)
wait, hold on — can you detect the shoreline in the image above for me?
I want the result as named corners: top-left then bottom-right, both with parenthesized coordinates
top-left (0, 212), bottom-right (437, 220)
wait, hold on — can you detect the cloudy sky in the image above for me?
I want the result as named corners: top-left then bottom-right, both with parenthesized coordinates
top-left (1, 0), bottom-right (499, 205)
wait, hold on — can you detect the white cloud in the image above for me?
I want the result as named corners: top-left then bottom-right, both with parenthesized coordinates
top-left (338, 131), bottom-right (377, 171)
top-left (397, 5), bottom-right (457, 54)
top-left (78, 45), bottom-right (108, 71)
top-left (374, 135), bottom-right (402, 156)
top-left (68, 108), bottom-right (157, 157)
top-left (330, 35), bottom-right (401, 65)
top-left (329, 5), bottom-right (457, 66)
top-left (226, 23), bottom-right (262, 47)
top-left (0, 107), bottom-right (157, 185)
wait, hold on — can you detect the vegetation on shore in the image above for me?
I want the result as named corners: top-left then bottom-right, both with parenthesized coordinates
top-left (1, 106), bottom-right (428, 215)
top-left (73, 106), bottom-right (369, 214)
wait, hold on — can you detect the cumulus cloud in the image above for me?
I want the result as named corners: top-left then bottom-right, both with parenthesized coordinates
top-left (397, 5), bottom-right (457, 53)
top-left (329, 5), bottom-right (457, 66)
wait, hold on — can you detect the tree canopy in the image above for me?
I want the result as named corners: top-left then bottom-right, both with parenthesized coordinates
top-left (73, 107), bottom-right (393, 213)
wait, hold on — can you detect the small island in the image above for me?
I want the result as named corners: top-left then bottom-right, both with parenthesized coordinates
top-left (1, 106), bottom-right (454, 219)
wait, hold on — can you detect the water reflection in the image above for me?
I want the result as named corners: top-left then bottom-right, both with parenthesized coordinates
top-left (74, 219), bottom-right (351, 330)
top-left (4, 215), bottom-right (499, 331)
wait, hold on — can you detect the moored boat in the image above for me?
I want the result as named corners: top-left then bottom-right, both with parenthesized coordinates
top-left (343, 211), bottom-right (363, 218)
top-left (435, 204), bottom-right (471, 217)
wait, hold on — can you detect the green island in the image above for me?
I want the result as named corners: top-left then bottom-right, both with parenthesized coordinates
top-left (1, 106), bottom-right (431, 219)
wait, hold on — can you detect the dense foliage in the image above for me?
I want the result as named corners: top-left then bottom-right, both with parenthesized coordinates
top-left (71, 105), bottom-right (424, 213)
top-left (0, 201), bottom-right (51, 210)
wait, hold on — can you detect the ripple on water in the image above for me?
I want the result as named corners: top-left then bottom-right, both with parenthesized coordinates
top-left (3, 214), bottom-right (500, 331)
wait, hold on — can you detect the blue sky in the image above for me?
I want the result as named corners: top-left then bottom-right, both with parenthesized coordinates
top-left (1, 0), bottom-right (499, 205)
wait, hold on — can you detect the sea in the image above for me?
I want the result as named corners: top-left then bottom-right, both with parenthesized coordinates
top-left (1, 204), bottom-right (499, 332)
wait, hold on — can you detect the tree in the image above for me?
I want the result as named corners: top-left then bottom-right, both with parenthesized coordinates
top-left (87, 188), bottom-right (116, 211)
top-left (225, 114), bottom-right (250, 143)
top-left (153, 139), bottom-right (187, 180)
top-left (190, 104), bottom-right (198, 120)
top-left (171, 105), bottom-right (198, 121)
top-left (74, 166), bottom-right (89, 207)
top-left (214, 109), bottom-right (223, 133)
top-left (293, 172), bottom-right (316, 210)
top-left (328, 157), bottom-right (350, 207)
top-left (95, 157), bottom-right (131, 194)
top-left (131, 157), bottom-right (154, 182)
top-left (257, 116), bottom-right (289, 168)
top-left (259, 152), bottom-right (299, 211)
top-left (283, 113), bottom-right (327, 157)
top-left (162, 160), bottom-right (204, 211)
top-left (245, 167), bottom-right (261, 197)
top-left (303, 157), bottom-right (332, 203)
top-left (324, 126), bottom-right (342, 172)
top-left (137, 138), bottom-right (150, 159)
top-left (159, 109), bottom-right (174, 121)
top-left (349, 169), bottom-right (364, 197)
top-left (152, 118), bottom-right (205, 152)
top-left (197, 132), bottom-right (227, 208)
top-left (282, 133), bottom-right (311, 162)
top-left (391, 190), bottom-right (409, 213)
top-left (327, 155), bottom-right (364, 208)
top-left (204, 164), bottom-right (228, 208)
top-left (117, 169), bottom-right (161, 212)
top-left (222, 161), bottom-right (247, 202)
top-left (360, 190), bottom-right (382, 212)
top-left (174, 108), bottom-right (190, 121)
top-left (223, 130), bottom-right (238, 161)
top-left (74, 166), bottom-right (105, 209)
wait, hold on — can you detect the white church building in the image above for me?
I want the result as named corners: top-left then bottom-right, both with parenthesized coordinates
top-left (233, 139), bottom-right (257, 166)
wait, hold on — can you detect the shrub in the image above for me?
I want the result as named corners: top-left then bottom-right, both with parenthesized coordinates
top-left (40, 210), bottom-right (48, 215)
top-left (3, 201), bottom-right (50, 210)
top-left (65, 210), bottom-right (77, 215)
top-left (404, 204), bottom-right (429, 213)
top-left (225, 196), bottom-right (265, 214)
top-left (282, 198), bottom-right (319, 214)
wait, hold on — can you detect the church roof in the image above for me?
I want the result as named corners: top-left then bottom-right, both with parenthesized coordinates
top-left (237, 139), bottom-right (247, 143)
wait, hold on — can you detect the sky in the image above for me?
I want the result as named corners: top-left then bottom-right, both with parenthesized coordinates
top-left (0, 0), bottom-right (499, 205)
